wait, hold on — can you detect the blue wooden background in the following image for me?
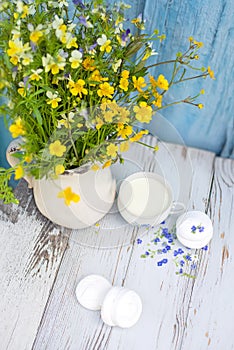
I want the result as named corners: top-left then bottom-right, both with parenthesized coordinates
top-left (1, 0), bottom-right (233, 169)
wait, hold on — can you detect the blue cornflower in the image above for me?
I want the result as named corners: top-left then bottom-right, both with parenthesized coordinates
top-left (180, 260), bottom-right (185, 266)
top-left (162, 228), bottom-right (169, 235)
top-left (165, 245), bottom-right (171, 251)
top-left (157, 261), bottom-right (163, 266)
top-left (168, 238), bottom-right (173, 243)
top-left (154, 237), bottom-right (160, 243)
top-left (177, 248), bottom-right (184, 254)
top-left (162, 259), bottom-right (168, 264)
top-left (174, 250), bottom-right (178, 257)
top-left (191, 225), bottom-right (197, 232)
top-left (199, 226), bottom-right (205, 232)
top-left (145, 251), bottom-right (150, 256)
top-left (202, 245), bottom-right (208, 251)
top-left (137, 238), bottom-right (142, 244)
top-left (179, 268), bottom-right (183, 274)
top-left (185, 255), bottom-right (192, 261)
top-left (162, 248), bottom-right (167, 254)
top-left (160, 220), bottom-right (166, 225)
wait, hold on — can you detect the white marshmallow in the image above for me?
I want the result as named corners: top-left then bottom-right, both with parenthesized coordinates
top-left (101, 287), bottom-right (142, 328)
top-left (75, 275), bottom-right (112, 311)
top-left (176, 211), bottom-right (213, 249)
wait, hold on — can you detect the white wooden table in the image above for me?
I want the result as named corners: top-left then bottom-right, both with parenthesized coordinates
top-left (0, 136), bottom-right (233, 350)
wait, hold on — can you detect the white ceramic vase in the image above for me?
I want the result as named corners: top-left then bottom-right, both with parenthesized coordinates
top-left (6, 139), bottom-right (116, 229)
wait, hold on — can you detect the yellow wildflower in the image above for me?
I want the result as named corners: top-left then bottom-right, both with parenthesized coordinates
top-left (200, 89), bottom-right (205, 94)
top-left (90, 70), bottom-right (108, 84)
top-left (49, 140), bottom-right (66, 157)
top-left (121, 70), bottom-right (130, 79)
top-left (24, 154), bottom-right (32, 163)
top-left (193, 40), bottom-right (203, 48)
top-left (7, 39), bottom-right (23, 57)
top-left (103, 110), bottom-right (115, 123)
top-left (91, 164), bottom-right (100, 171)
top-left (156, 74), bottom-right (169, 90)
top-left (30, 30), bottom-right (43, 44)
top-left (207, 66), bottom-right (215, 79)
top-left (55, 164), bottom-right (65, 175)
top-left (82, 57), bottom-right (96, 71)
top-left (198, 103), bottom-right (204, 109)
top-left (58, 187), bottom-right (80, 206)
top-left (132, 76), bottom-right (146, 92)
top-left (97, 34), bottom-right (112, 53)
top-left (119, 78), bottom-right (129, 91)
top-left (42, 54), bottom-right (66, 75)
top-left (69, 50), bottom-right (82, 69)
top-left (97, 82), bottom-right (114, 99)
top-left (10, 56), bottom-right (19, 65)
top-left (102, 160), bottom-right (112, 168)
top-left (133, 102), bottom-right (153, 123)
top-left (46, 91), bottom-right (61, 109)
top-left (106, 143), bottom-right (118, 158)
top-left (117, 107), bottom-right (130, 124)
top-left (68, 79), bottom-right (88, 98)
top-left (149, 75), bottom-right (157, 88)
top-left (117, 124), bottom-right (133, 138)
top-left (154, 145), bottom-right (159, 152)
top-left (119, 141), bottom-right (130, 153)
top-left (152, 91), bottom-right (162, 108)
top-left (9, 118), bottom-right (25, 138)
top-left (30, 69), bottom-right (43, 81)
top-left (95, 117), bottom-right (104, 130)
top-left (130, 130), bottom-right (149, 142)
top-left (18, 82), bottom-right (27, 97)
top-left (14, 165), bottom-right (24, 180)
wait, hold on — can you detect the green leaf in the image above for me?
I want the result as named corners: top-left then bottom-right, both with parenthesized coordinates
top-left (33, 107), bottom-right (42, 125)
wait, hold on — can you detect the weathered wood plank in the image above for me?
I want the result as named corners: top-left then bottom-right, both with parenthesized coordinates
top-left (34, 137), bottom-right (215, 350)
top-left (0, 181), bottom-right (70, 350)
top-left (180, 158), bottom-right (234, 350)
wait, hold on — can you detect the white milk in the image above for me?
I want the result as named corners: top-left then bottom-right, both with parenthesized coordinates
top-left (122, 177), bottom-right (170, 218)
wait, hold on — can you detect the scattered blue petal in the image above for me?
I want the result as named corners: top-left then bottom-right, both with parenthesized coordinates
top-left (162, 228), bottom-right (169, 235)
top-left (185, 255), bottom-right (192, 261)
top-left (162, 259), bottom-right (168, 264)
top-left (177, 248), bottom-right (184, 254)
top-left (145, 251), bottom-right (150, 256)
top-left (191, 263), bottom-right (197, 269)
top-left (179, 268), bottom-right (183, 274)
top-left (137, 238), bottom-right (142, 244)
top-left (154, 238), bottom-right (160, 243)
top-left (160, 220), bottom-right (166, 225)
top-left (162, 248), bottom-right (167, 253)
top-left (202, 245), bottom-right (208, 251)
top-left (180, 260), bottom-right (185, 266)
top-left (165, 245), bottom-right (171, 251)
top-left (199, 226), bottom-right (205, 232)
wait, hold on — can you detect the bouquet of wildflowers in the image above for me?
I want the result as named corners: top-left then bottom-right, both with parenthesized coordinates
top-left (0, 0), bottom-right (214, 204)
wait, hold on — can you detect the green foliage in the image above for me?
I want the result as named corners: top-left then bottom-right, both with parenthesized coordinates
top-left (0, 168), bottom-right (18, 204)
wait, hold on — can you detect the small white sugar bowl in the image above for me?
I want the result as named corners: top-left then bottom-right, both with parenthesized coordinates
top-left (176, 210), bottom-right (213, 249)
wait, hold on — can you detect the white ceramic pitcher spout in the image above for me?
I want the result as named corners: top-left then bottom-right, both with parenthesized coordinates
top-left (6, 139), bottom-right (116, 229)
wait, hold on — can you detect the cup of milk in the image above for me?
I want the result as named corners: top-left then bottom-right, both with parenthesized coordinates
top-left (117, 172), bottom-right (184, 226)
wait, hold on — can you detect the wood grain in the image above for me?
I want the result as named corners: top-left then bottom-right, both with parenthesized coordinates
top-left (180, 158), bottom-right (234, 350)
top-left (33, 137), bottom-right (215, 350)
top-left (0, 181), bottom-right (70, 350)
